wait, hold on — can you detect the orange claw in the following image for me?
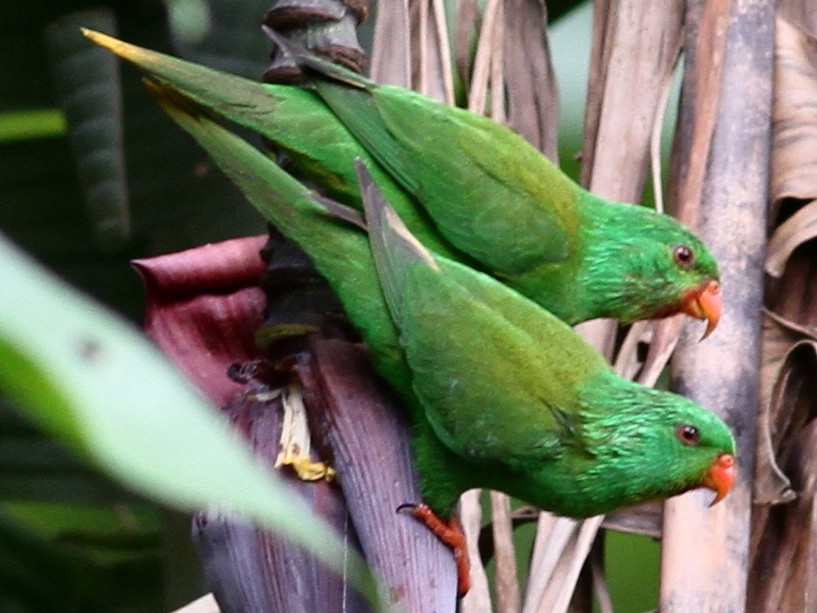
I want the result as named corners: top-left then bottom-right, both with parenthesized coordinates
top-left (701, 452), bottom-right (735, 506)
top-left (682, 280), bottom-right (721, 340)
top-left (398, 503), bottom-right (470, 596)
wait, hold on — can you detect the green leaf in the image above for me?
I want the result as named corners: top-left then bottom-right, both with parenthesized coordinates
top-left (0, 232), bottom-right (380, 608)
top-left (46, 10), bottom-right (130, 251)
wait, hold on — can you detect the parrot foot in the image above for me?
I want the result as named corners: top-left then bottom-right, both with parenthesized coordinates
top-left (397, 503), bottom-right (470, 596)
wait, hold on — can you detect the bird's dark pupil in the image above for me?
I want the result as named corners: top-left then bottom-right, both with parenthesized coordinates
top-left (677, 424), bottom-right (699, 445)
top-left (675, 246), bottom-right (692, 264)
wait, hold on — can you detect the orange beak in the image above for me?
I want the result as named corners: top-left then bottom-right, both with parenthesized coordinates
top-left (681, 280), bottom-right (721, 340)
top-left (701, 453), bottom-right (735, 506)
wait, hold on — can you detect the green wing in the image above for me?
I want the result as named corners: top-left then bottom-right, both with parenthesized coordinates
top-left (322, 81), bottom-right (578, 274)
top-left (360, 163), bottom-right (608, 461)
top-left (267, 34), bottom-right (581, 274)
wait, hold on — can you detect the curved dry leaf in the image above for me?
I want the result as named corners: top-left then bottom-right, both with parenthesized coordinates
top-left (489, 4), bottom-right (505, 125)
top-left (766, 198), bottom-right (817, 277)
top-left (602, 501), bottom-right (663, 539)
top-left (613, 320), bottom-right (652, 379)
top-left (650, 77), bottom-right (673, 214)
top-left (770, 18), bottom-right (817, 208)
top-left (765, 239), bottom-right (817, 339)
top-left (754, 315), bottom-right (803, 506)
top-left (748, 420), bottom-right (817, 613)
top-left (590, 551), bottom-right (614, 613)
top-left (580, 0), bottom-right (612, 188)
top-left (778, 0), bottom-right (817, 39)
top-left (751, 334), bottom-right (817, 612)
top-left (637, 316), bottom-right (682, 387)
top-left (756, 339), bottom-right (817, 499)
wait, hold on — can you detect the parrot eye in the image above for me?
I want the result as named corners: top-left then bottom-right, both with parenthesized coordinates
top-left (676, 424), bottom-right (700, 446)
top-left (673, 245), bottom-right (695, 268)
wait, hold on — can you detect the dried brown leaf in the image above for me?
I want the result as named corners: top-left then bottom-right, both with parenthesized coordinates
top-left (522, 514), bottom-right (577, 612)
top-left (573, 319), bottom-right (617, 361)
top-left (433, 0), bottom-right (456, 104)
top-left (590, 551), bottom-right (613, 613)
top-left (778, 0), bottom-right (817, 37)
top-left (581, 0), bottom-right (683, 202)
top-left (769, 17), bottom-right (817, 219)
top-left (636, 316), bottom-right (682, 387)
top-left (613, 320), bottom-right (651, 380)
top-left (503, 0), bottom-right (558, 160)
top-left (490, 492), bottom-right (520, 613)
top-left (459, 490), bottom-right (493, 612)
top-left (748, 421), bottom-right (817, 613)
top-left (752, 337), bottom-right (817, 516)
top-left (409, 0), bottom-right (455, 103)
top-left (753, 315), bottom-right (802, 506)
top-left (602, 501), bottom-right (663, 539)
top-left (489, 3), bottom-right (505, 125)
top-left (534, 516), bottom-right (604, 613)
top-left (467, 0), bottom-right (502, 114)
top-left (580, 0), bottom-right (613, 188)
top-left (370, 0), bottom-right (411, 86)
top-left (668, 0), bottom-right (729, 228)
top-left (765, 239), bottom-right (817, 339)
top-left (766, 199), bottom-right (817, 277)
top-left (453, 0), bottom-right (478, 94)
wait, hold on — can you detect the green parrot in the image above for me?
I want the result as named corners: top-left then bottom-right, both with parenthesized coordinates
top-left (357, 162), bottom-right (735, 592)
top-left (83, 29), bottom-right (722, 336)
top-left (140, 80), bottom-right (735, 593)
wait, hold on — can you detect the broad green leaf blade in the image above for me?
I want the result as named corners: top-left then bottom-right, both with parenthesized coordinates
top-left (0, 232), bottom-right (379, 608)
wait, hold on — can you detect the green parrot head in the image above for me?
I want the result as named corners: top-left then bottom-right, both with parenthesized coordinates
top-left (577, 198), bottom-right (721, 336)
top-left (558, 373), bottom-right (736, 517)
